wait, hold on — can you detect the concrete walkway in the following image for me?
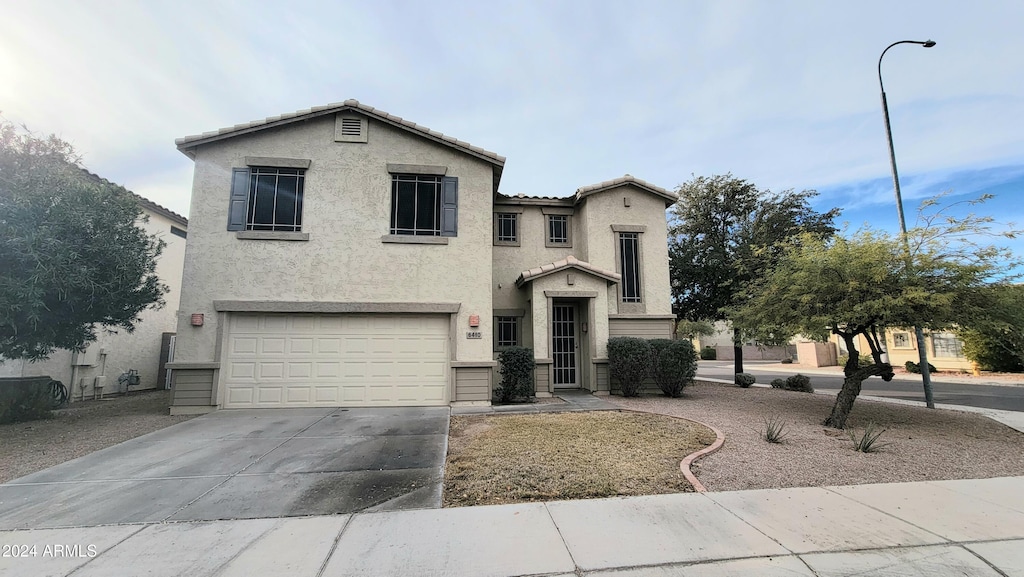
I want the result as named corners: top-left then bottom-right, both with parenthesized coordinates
top-left (452, 390), bottom-right (617, 415)
top-left (2, 476), bottom-right (1023, 576)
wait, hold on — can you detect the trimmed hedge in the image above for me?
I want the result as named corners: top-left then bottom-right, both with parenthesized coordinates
top-left (905, 360), bottom-right (937, 374)
top-left (0, 377), bottom-right (54, 424)
top-left (770, 378), bottom-right (787, 389)
top-left (496, 347), bottom-right (536, 403)
top-left (650, 339), bottom-right (698, 398)
top-left (608, 337), bottom-right (653, 397)
top-left (784, 373), bottom-right (814, 393)
top-left (699, 346), bottom-right (717, 360)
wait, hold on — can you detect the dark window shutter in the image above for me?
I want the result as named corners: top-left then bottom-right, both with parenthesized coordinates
top-left (440, 176), bottom-right (458, 237)
top-left (228, 168), bottom-right (249, 231)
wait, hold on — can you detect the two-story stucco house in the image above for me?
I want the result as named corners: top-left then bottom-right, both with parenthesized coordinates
top-left (167, 100), bottom-right (676, 414)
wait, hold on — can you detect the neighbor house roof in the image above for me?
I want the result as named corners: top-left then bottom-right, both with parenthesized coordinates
top-left (497, 174), bottom-right (677, 207)
top-left (80, 169), bottom-right (188, 227)
top-left (515, 255), bottom-right (621, 288)
top-left (175, 100), bottom-right (505, 190)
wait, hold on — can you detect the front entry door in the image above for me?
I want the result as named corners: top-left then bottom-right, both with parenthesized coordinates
top-left (552, 303), bottom-right (579, 388)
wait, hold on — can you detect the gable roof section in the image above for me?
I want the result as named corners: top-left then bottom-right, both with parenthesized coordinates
top-left (574, 174), bottom-right (678, 206)
top-left (497, 175), bottom-right (677, 208)
top-left (175, 100), bottom-right (505, 189)
top-left (516, 255), bottom-right (620, 288)
top-left (80, 168), bottom-right (188, 227)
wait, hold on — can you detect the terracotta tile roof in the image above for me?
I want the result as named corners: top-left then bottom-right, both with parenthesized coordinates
top-left (175, 99), bottom-right (506, 167)
top-left (515, 255), bottom-right (621, 287)
top-left (80, 168), bottom-right (188, 227)
top-left (575, 174), bottom-right (678, 205)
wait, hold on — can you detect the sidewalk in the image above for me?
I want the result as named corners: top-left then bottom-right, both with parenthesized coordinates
top-left (2, 476), bottom-right (1023, 576)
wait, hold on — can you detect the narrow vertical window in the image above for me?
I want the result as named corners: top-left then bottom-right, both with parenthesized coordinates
top-left (496, 213), bottom-right (518, 242)
top-left (496, 316), bottom-right (519, 347)
top-left (548, 215), bottom-right (568, 244)
top-left (619, 232), bottom-right (642, 303)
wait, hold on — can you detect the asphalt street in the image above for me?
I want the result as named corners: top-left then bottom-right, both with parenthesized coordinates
top-left (697, 361), bottom-right (1024, 412)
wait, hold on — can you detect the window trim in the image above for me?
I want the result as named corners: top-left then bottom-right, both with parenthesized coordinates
top-left (545, 214), bottom-right (572, 248)
top-left (891, 331), bottom-right (914, 349)
top-left (494, 212), bottom-right (520, 246)
top-left (615, 230), bottom-right (645, 313)
top-left (242, 166), bottom-right (306, 233)
top-left (493, 310), bottom-right (525, 351)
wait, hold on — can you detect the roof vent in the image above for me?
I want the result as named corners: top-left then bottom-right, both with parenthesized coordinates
top-left (335, 114), bottom-right (368, 143)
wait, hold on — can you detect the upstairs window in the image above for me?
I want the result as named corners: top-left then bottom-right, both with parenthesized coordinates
top-left (619, 232), bottom-right (642, 303)
top-left (390, 174), bottom-right (458, 236)
top-left (228, 167), bottom-right (305, 232)
top-left (548, 215), bottom-right (569, 245)
top-left (496, 213), bottom-right (518, 243)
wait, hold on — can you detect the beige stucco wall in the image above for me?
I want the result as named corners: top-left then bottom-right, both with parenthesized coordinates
top-left (492, 205), bottom-right (575, 313)
top-left (831, 330), bottom-right (973, 371)
top-left (2, 209), bottom-right (187, 399)
top-left (577, 185), bottom-right (672, 316)
top-left (174, 115), bottom-right (495, 377)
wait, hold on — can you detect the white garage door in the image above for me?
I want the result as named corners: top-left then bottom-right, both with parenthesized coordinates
top-left (223, 314), bottom-right (449, 408)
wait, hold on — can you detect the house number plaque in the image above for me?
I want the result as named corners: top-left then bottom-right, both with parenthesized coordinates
top-left (466, 331), bottom-right (482, 339)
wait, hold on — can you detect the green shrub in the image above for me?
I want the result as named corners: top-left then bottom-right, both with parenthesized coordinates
top-left (608, 337), bottom-right (653, 397)
top-left (735, 373), bottom-right (756, 388)
top-left (770, 378), bottom-right (787, 389)
top-left (784, 374), bottom-right (814, 393)
top-left (905, 360), bottom-right (937, 374)
top-left (495, 347), bottom-right (536, 403)
top-left (837, 354), bottom-right (874, 369)
top-left (780, 358), bottom-right (793, 364)
top-left (699, 346), bottom-right (717, 360)
top-left (0, 377), bottom-right (54, 424)
top-left (650, 339), bottom-right (697, 398)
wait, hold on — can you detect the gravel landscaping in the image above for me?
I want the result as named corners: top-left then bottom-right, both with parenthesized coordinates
top-left (444, 411), bottom-right (715, 507)
top-left (609, 381), bottom-right (1024, 492)
top-left (0, 389), bottom-right (196, 483)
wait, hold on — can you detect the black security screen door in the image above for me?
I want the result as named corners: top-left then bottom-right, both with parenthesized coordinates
top-left (552, 304), bottom-right (577, 387)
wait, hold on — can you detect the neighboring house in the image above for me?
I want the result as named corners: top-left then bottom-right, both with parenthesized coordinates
top-left (832, 329), bottom-right (972, 372)
top-left (688, 320), bottom-right (793, 361)
top-left (167, 100), bottom-right (677, 413)
top-left (0, 174), bottom-right (188, 399)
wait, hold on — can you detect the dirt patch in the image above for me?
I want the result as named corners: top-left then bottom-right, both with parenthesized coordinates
top-left (0, 389), bottom-right (196, 483)
top-left (444, 411), bottom-right (716, 507)
top-left (609, 382), bottom-right (1024, 492)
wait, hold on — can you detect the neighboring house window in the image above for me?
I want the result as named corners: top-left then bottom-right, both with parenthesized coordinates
top-left (170, 226), bottom-right (187, 239)
top-left (548, 215), bottom-right (569, 245)
top-left (495, 316), bottom-right (519, 347)
top-left (390, 174), bottom-right (458, 236)
top-left (932, 333), bottom-right (965, 358)
top-left (891, 332), bottom-right (913, 349)
top-left (496, 213), bottom-right (518, 243)
top-left (619, 232), bottom-right (642, 303)
top-left (230, 167), bottom-right (305, 232)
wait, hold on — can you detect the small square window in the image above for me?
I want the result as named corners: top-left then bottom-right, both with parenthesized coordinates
top-left (548, 215), bottom-right (568, 244)
top-left (496, 213), bottom-right (517, 243)
top-left (246, 167), bottom-right (305, 232)
top-left (496, 316), bottom-right (519, 347)
top-left (892, 332), bottom-right (912, 349)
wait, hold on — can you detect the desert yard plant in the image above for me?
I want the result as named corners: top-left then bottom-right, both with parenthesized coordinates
top-left (850, 423), bottom-right (890, 452)
top-left (784, 374), bottom-right (814, 393)
top-left (699, 346), bottom-right (717, 360)
top-left (780, 357), bottom-right (793, 364)
top-left (761, 416), bottom-right (788, 443)
top-left (0, 377), bottom-right (54, 424)
top-left (770, 378), bottom-right (787, 389)
top-left (905, 360), bottom-right (937, 374)
top-left (735, 373), bottom-right (756, 388)
top-left (495, 347), bottom-right (536, 403)
top-left (608, 337), bottom-right (653, 397)
top-left (650, 339), bottom-right (698, 398)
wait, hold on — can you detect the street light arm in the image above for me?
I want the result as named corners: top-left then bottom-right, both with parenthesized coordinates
top-left (878, 40), bottom-right (936, 93)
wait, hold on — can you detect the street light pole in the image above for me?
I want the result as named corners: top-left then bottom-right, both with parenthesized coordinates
top-left (878, 39), bottom-right (937, 409)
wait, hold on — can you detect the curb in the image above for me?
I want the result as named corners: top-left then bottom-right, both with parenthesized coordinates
top-left (679, 422), bottom-right (724, 493)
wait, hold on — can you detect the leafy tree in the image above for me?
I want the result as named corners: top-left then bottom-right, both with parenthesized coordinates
top-left (956, 285), bottom-right (1024, 372)
top-left (668, 174), bottom-right (840, 371)
top-left (730, 195), bottom-right (1019, 429)
top-left (0, 120), bottom-right (167, 360)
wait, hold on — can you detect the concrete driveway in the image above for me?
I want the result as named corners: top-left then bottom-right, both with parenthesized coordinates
top-left (0, 407), bottom-right (450, 530)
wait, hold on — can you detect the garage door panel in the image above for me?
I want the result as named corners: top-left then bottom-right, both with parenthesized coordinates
top-left (224, 314), bottom-right (450, 408)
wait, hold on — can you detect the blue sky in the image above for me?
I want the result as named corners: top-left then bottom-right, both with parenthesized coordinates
top-left (2, 1), bottom-right (1022, 254)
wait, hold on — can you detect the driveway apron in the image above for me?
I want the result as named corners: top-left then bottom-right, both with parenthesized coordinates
top-left (0, 407), bottom-right (450, 529)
